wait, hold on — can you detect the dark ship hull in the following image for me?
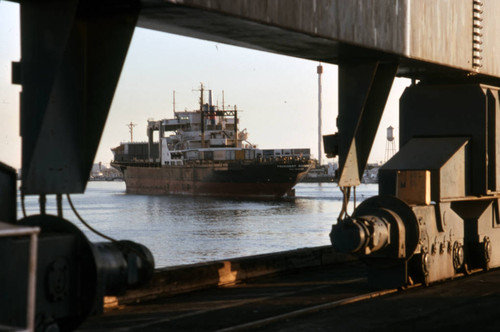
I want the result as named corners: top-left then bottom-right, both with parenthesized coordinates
top-left (115, 161), bottom-right (311, 198)
top-left (111, 85), bottom-right (312, 198)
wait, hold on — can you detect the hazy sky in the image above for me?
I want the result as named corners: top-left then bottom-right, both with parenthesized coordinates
top-left (0, 2), bottom-right (408, 170)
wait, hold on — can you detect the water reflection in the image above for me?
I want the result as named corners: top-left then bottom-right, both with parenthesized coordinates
top-left (17, 181), bottom-right (378, 267)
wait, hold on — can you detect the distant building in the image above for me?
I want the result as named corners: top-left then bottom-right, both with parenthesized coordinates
top-left (301, 162), bottom-right (337, 183)
top-left (362, 163), bottom-right (380, 183)
top-left (89, 162), bottom-right (122, 181)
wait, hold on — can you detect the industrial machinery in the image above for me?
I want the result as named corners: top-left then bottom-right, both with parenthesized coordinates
top-left (0, 164), bottom-right (155, 331)
top-left (5, 0), bottom-right (500, 329)
top-left (0, 1), bottom-right (154, 330)
top-left (329, 83), bottom-right (500, 289)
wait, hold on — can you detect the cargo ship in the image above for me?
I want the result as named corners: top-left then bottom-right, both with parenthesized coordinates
top-left (111, 86), bottom-right (312, 198)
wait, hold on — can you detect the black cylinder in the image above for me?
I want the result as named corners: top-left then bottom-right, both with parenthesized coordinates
top-left (330, 217), bottom-right (369, 253)
top-left (93, 240), bottom-right (155, 295)
top-left (331, 215), bottom-right (390, 255)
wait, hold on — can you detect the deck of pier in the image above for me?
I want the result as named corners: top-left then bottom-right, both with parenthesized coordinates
top-left (79, 251), bottom-right (500, 331)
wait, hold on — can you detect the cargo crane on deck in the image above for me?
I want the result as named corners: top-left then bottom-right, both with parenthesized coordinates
top-left (3, 0), bottom-right (500, 330)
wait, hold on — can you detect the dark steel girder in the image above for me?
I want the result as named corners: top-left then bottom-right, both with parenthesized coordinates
top-left (337, 62), bottom-right (398, 186)
top-left (16, 0), bottom-right (139, 194)
top-left (134, 1), bottom-right (496, 187)
top-left (136, 1), bottom-right (500, 86)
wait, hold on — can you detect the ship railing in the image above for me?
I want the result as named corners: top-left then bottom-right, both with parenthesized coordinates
top-left (258, 156), bottom-right (311, 164)
top-left (184, 157), bottom-right (310, 166)
top-left (113, 157), bottom-right (311, 168)
top-left (111, 160), bottom-right (161, 168)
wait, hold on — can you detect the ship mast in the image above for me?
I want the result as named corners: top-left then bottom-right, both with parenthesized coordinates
top-left (199, 83), bottom-right (205, 148)
top-left (127, 122), bottom-right (137, 142)
top-left (234, 105), bottom-right (238, 147)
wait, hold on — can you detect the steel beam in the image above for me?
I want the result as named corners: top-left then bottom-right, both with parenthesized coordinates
top-left (337, 62), bottom-right (398, 186)
top-left (16, 0), bottom-right (139, 194)
top-left (135, 0), bottom-right (500, 85)
top-left (0, 162), bottom-right (17, 223)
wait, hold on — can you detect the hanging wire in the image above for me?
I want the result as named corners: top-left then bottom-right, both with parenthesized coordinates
top-left (353, 186), bottom-right (357, 209)
top-left (56, 194), bottom-right (63, 217)
top-left (66, 194), bottom-right (117, 242)
top-left (66, 195), bottom-right (153, 267)
top-left (39, 194), bottom-right (46, 215)
top-left (21, 192), bottom-right (27, 218)
top-left (338, 186), bottom-right (351, 222)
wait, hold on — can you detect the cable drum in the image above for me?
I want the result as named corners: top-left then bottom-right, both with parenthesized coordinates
top-left (18, 214), bottom-right (155, 331)
top-left (351, 195), bottom-right (420, 259)
top-left (331, 196), bottom-right (419, 260)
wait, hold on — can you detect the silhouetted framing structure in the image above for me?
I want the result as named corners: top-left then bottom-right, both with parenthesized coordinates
top-left (4, 0), bottom-right (500, 329)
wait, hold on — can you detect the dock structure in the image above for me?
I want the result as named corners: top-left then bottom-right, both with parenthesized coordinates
top-left (4, 0), bottom-right (500, 330)
top-left (80, 254), bottom-right (500, 331)
top-left (11, 0), bottom-right (500, 194)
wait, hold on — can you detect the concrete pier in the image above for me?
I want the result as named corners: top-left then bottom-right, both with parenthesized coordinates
top-left (80, 246), bottom-right (500, 331)
top-left (104, 246), bottom-right (356, 308)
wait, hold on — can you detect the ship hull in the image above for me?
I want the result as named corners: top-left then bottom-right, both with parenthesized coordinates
top-left (120, 162), bottom-right (311, 198)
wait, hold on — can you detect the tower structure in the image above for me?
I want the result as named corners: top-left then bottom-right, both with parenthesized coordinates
top-left (384, 125), bottom-right (396, 163)
top-left (317, 64), bottom-right (323, 165)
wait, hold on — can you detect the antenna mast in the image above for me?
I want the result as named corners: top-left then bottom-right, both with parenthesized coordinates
top-left (193, 83), bottom-right (204, 111)
top-left (192, 83), bottom-right (206, 147)
top-left (127, 122), bottom-right (137, 142)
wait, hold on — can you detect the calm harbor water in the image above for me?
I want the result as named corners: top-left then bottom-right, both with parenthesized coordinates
top-left (17, 182), bottom-right (378, 268)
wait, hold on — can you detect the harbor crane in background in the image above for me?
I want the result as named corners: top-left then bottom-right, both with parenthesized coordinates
top-left (2, 0), bottom-right (500, 330)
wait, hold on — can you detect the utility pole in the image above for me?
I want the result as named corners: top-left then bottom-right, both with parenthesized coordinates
top-left (317, 63), bottom-right (323, 166)
top-left (127, 122), bottom-right (137, 142)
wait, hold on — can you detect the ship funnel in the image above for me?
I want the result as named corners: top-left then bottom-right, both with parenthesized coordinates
top-left (209, 90), bottom-right (213, 107)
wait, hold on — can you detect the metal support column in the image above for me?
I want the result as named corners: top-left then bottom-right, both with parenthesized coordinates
top-left (337, 61), bottom-right (398, 186)
top-left (15, 0), bottom-right (139, 194)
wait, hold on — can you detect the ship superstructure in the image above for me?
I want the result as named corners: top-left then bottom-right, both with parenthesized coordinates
top-left (111, 86), bottom-right (311, 198)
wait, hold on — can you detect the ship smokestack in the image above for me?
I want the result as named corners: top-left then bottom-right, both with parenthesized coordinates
top-left (209, 90), bottom-right (213, 106)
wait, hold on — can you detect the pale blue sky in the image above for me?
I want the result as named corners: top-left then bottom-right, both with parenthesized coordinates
top-left (0, 2), bottom-right (408, 169)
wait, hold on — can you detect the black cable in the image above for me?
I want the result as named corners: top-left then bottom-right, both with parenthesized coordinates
top-left (56, 194), bottom-right (63, 218)
top-left (66, 194), bottom-right (117, 242)
top-left (39, 194), bottom-right (46, 215)
top-left (21, 192), bottom-right (27, 218)
top-left (337, 187), bottom-right (344, 221)
top-left (66, 195), bottom-right (153, 269)
top-left (353, 186), bottom-right (356, 209)
top-left (345, 186), bottom-right (351, 217)
top-left (338, 186), bottom-right (351, 222)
